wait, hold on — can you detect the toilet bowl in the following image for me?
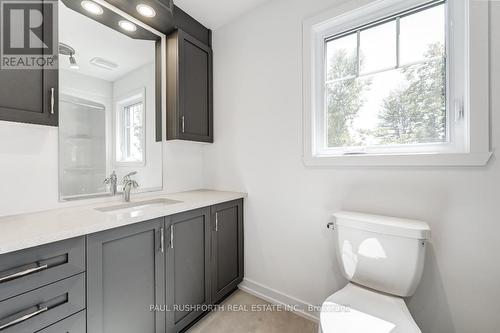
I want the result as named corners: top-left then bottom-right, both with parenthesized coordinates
top-left (319, 211), bottom-right (431, 333)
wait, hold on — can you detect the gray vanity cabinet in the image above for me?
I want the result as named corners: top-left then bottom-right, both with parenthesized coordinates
top-left (0, 199), bottom-right (243, 332)
top-left (86, 218), bottom-right (166, 333)
top-left (166, 208), bottom-right (211, 332)
top-left (166, 29), bottom-right (213, 143)
top-left (211, 200), bottom-right (244, 304)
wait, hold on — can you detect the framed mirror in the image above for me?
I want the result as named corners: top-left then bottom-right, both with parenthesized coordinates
top-left (58, 0), bottom-right (164, 201)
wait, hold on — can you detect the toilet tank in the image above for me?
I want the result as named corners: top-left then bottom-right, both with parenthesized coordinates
top-left (333, 211), bottom-right (431, 297)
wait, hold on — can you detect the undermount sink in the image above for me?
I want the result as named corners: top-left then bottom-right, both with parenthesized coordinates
top-left (95, 198), bottom-right (182, 215)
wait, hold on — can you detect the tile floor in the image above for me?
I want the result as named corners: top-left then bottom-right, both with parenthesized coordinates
top-left (187, 290), bottom-right (318, 333)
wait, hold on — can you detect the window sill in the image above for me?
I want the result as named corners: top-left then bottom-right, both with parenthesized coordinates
top-left (303, 152), bottom-right (493, 167)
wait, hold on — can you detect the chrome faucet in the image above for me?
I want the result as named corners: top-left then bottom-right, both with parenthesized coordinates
top-left (122, 171), bottom-right (139, 202)
top-left (104, 171), bottom-right (118, 196)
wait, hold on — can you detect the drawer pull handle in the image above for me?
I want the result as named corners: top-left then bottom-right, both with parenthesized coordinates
top-left (0, 306), bottom-right (48, 330)
top-left (0, 264), bottom-right (49, 283)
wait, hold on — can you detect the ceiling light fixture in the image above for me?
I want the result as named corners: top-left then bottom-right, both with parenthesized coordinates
top-left (69, 54), bottom-right (79, 70)
top-left (81, 1), bottom-right (103, 15)
top-left (118, 20), bottom-right (137, 32)
top-left (90, 57), bottom-right (118, 70)
top-left (136, 4), bottom-right (156, 18)
top-left (59, 43), bottom-right (79, 70)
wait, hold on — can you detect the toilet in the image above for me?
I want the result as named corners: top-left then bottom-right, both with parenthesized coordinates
top-left (319, 211), bottom-right (431, 333)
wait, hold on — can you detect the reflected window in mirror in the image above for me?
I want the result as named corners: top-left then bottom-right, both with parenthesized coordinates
top-left (116, 89), bottom-right (146, 165)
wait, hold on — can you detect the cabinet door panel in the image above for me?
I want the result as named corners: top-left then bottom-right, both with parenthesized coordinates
top-left (0, 1), bottom-right (58, 126)
top-left (87, 219), bottom-right (165, 333)
top-left (182, 39), bottom-right (209, 137)
top-left (166, 29), bottom-right (213, 143)
top-left (166, 208), bottom-right (210, 332)
top-left (211, 200), bottom-right (244, 304)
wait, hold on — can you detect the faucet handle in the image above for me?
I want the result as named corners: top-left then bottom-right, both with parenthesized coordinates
top-left (104, 171), bottom-right (117, 184)
top-left (122, 171), bottom-right (138, 182)
top-left (123, 171), bottom-right (137, 178)
top-left (130, 180), bottom-right (139, 189)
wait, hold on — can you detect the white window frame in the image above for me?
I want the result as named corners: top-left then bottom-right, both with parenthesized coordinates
top-left (302, 0), bottom-right (492, 166)
top-left (114, 87), bottom-right (146, 167)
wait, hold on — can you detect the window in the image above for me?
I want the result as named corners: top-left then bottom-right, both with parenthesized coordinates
top-left (326, 4), bottom-right (446, 151)
top-left (115, 89), bottom-right (145, 165)
top-left (303, 0), bottom-right (491, 166)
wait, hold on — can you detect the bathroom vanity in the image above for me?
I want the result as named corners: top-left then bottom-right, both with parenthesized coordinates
top-left (0, 190), bottom-right (245, 333)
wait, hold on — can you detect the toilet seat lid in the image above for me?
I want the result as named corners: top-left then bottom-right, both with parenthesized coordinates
top-left (320, 283), bottom-right (421, 333)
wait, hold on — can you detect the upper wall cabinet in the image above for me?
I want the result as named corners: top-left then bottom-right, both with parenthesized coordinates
top-left (166, 29), bottom-right (213, 143)
top-left (0, 1), bottom-right (58, 126)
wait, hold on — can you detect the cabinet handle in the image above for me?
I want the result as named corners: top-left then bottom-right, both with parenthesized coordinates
top-left (0, 264), bottom-right (48, 284)
top-left (181, 116), bottom-right (185, 133)
top-left (0, 306), bottom-right (48, 330)
top-left (50, 88), bottom-right (55, 114)
top-left (170, 225), bottom-right (174, 249)
top-left (160, 227), bottom-right (165, 253)
top-left (215, 212), bottom-right (219, 232)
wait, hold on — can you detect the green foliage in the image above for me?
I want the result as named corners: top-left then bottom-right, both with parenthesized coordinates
top-left (326, 43), bottom-right (446, 148)
top-left (375, 43), bottom-right (446, 144)
top-left (327, 50), bottom-right (371, 147)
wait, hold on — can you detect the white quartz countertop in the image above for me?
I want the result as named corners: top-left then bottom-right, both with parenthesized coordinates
top-left (0, 190), bottom-right (246, 255)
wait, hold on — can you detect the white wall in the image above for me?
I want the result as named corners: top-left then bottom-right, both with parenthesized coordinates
top-left (204, 0), bottom-right (500, 332)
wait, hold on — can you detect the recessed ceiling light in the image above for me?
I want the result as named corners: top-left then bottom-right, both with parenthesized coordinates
top-left (136, 4), bottom-right (156, 18)
top-left (81, 1), bottom-right (103, 15)
top-left (118, 20), bottom-right (137, 32)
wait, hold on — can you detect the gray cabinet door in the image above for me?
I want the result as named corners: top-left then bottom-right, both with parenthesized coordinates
top-left (211, 199), bottom-right (244, 304)
top-left (166, 208), bottom-right (211, 332)
top-left (87, 219), bottom-right (166, 333)
top-left (0, 0), bottom-right (58, 126)
top-left (166, 29), bottom-right (213, 143)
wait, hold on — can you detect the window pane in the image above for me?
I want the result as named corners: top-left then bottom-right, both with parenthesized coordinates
top-left (327, 59), bottom-right (446, 148)
top-left (129, 103), bottom-right (143, 161)
top-left (326, 33), bottom-right (357, 81)
top-left (117, 101), bottom-right (144, 163)
top-left (359, 20), bottom-right (397, 74)
top-left (400, 4), bottom-right (445, 66)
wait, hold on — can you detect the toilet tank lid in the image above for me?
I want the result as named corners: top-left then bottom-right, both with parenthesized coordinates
top-left (333, 211), bottom-right (431, 240)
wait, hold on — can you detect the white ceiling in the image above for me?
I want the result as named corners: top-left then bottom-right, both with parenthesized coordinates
top-left (59, 3), bottom-right (155, 82)
top-left (174, 0), bottom-right (271, 30)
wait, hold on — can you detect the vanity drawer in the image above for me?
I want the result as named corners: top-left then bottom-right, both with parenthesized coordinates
top-left (0, 273), bottom-right (85, 333)
top-left (36, 310), bottom-right (86, 333)
top-left (0, 237), bottom-right (85, 301)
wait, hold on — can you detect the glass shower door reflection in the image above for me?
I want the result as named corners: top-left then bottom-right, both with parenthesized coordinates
top-left (59, 94), bottom-right (107, 200)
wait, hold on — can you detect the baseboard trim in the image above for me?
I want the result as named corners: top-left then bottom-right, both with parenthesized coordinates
top-left (238, 278), bottom-right (320, 323)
